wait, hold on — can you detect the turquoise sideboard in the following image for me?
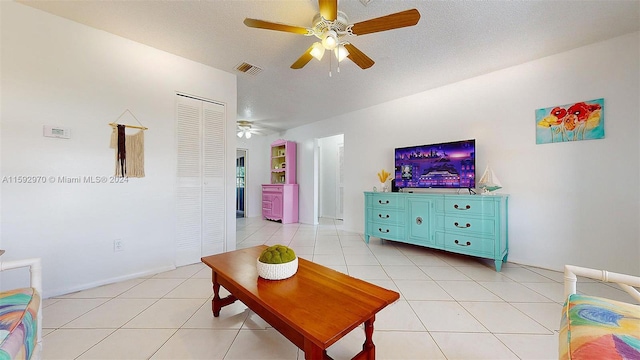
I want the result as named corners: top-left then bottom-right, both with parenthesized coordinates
top-left (364, 192), bottom-right (509, 271)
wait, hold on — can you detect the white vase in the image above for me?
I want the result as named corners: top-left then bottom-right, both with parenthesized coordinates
top-left (380, 183), bottom-right (389, 192)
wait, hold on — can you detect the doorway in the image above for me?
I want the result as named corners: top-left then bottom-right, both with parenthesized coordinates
top-left (236, 149), bottom-right (247, 218)
top-left (316, 134), bottom-right (344, 221)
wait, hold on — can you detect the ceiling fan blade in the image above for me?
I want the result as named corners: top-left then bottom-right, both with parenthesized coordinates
top-left (243, 18), bottom-right (309, 35)
top-left (291, 45), bottom-right (315, 69)
top-left (350, 9), bottom-right (421, 35)
top-left (344, 44), bottom-right (374, 69)
top-left (318, 0), bottom-right (338, 21)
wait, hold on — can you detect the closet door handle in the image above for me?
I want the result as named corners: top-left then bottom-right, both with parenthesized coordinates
top-left (454, 222), bottom-right (471, 228)
top-left (454, 240), bottom-right (471, 246)
top-left (454, 204), bottom-right (471, 210)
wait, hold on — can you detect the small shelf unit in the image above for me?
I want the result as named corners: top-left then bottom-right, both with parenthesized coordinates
top-left (263, 139), bottom-right (298, 223)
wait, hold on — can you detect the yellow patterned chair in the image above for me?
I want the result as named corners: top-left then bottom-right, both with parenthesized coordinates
top-left (0, 255), bottom-right (42, 360)
top-left (560, 265), bottom-right (640, 360)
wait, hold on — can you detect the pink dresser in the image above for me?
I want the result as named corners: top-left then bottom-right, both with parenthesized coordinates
top-left (262, 140), bottom-right (298, 224)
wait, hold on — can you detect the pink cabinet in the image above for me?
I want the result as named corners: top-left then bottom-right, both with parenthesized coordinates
top-left (263, 140), bottom-right (298, 223)
top-left (262, 184), bottom-right (298, 224)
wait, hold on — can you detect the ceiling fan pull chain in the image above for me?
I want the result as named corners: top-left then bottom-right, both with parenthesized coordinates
top-left (329, 52), bottom-right (332, 77)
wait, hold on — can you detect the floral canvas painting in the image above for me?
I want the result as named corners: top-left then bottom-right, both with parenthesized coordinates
top-left (536, 98), bottom-right (604, 144)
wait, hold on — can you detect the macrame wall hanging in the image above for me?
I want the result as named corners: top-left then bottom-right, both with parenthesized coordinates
top-left (108, 109), bottom-right (148, 178)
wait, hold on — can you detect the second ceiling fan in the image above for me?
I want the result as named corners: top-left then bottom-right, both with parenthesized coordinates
top-left (244, 0), bottom-right (420, 70)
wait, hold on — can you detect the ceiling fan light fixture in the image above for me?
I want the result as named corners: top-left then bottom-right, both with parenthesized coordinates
top-left (322, 30), bottom-right (338, 50)
top-left (245, 131), bottom-right (252, 139)
top-left (334, 44), bottom-right (349, 62)
top-left (310, 42), bottom-right (325, 61)
top-left (237, 131), bottom-right (244, 138)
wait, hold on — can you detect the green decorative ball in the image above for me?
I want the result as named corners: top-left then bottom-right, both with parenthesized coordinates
top-left (259, 245), bottom-right (296, 264)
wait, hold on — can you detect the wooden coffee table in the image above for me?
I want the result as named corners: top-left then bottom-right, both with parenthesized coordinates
top-left (201, 245), bottom-right (399, 360)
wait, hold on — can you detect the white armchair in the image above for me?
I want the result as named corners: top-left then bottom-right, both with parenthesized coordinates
top-left (0, 256), bottom-right (42, 360)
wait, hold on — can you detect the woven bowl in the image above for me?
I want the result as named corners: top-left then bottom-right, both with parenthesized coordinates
top-left (256, 257), bottom-right (298, 280)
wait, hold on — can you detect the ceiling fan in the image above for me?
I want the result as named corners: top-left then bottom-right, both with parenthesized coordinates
top-left (243, 0), bottom-right (420, 70)
top-left (237, 120), bottom-right (261, 139)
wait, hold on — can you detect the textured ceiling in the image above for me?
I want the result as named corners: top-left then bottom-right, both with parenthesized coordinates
top-left (18, 0), bottom-right (640, 133)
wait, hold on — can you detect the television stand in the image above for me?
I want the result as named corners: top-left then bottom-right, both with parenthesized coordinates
top-left (364, 192), bottom-right (509, 271)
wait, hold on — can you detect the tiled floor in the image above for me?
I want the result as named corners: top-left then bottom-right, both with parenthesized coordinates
top-left (41, 217), bottom-right (635, 359)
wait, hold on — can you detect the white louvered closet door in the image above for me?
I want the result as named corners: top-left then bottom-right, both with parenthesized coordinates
top-left (176, 95), bottom-right (226, 266)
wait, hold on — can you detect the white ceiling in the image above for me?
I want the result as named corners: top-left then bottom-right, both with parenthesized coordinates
top-left (19, 0), bottom-right (640, 133)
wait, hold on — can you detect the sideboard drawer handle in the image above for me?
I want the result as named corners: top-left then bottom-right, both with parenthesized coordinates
top-left (416, 217), bottom-right (423, 225)
top-left (378, 228), bottom-right (390, 233)
top-left (454, 204), bottom-right (471, 210)
top-left (454, 240), bottom-right (471, 246)
top-left (454, 222), bottom-right (471, 228)
top-left (378, 213), bottom-right (389, 219)
top-left (378, 200), bottom-right (390, 204)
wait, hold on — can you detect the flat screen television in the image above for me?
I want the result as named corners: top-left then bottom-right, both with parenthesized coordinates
top-left (394, 139), bottom-right (475, 189)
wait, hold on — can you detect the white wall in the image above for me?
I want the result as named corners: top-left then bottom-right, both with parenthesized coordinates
top-left (281, 32), bottom-right (640, 275)
top-left (0, 2), bottom-right (237, 296)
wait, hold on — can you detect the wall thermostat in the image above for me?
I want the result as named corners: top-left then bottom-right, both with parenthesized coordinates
top-left (43, 125), bottom-right (71, 139)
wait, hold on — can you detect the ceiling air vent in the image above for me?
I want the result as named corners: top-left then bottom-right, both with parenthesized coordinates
top-left (235, 62), bottom-right (263, 76)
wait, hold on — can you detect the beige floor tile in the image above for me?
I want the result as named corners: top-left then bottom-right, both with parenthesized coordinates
top-left (42, 298), bottom-right (61, 308)
top-left (347, 265), bottom-right (390, 280)
top-left (496, 333), bottom-right (559, 360)
top-left (521, 281), bottom-right (566, 303)
top-left (456, 265), bottom-right (514, 282)
top-left (394, 280), bottom-right (453, 300)
top-left (368, 244), bottom-right (404, 257)
top-left (164, 278), bottom-right (214, 299)
top-left (500, 267), bottom-right (559, 283)
top-left (37, 218), bottom-right (597, 360)
top-left (182, 300), bottom-right (249, 329)
top-left (372, 331), bottom-right (447, 360)
top-left (344, 253), bottom-right (382, 266)
top-left (525, 266), bottom-right (565, 282)
top-left (150, 329), bottom-right (238, 360)
top-left (436, 280), bottom-right (503, 301)
top-left (76, 329), bottom-right (176, 360)
top-left (410, 300), bottom-right (487, 332)
top-left (420, 266), bottom-right (472, 280)
top-left (312, 253), bottom-right (347, 266)
top-left (374, 300), bottom-right (426, 331)
top-left (375, 255), bottom-right (415, 266)
top-left (63, 298), bottom-right (156, 328)
top-left (479, 281), bottom-right (556, 302)
top-left (123, 298), bottom-right (207, 328)
top-left (512, 302), bottom-right (564, 331)
top-left (152, 263), bottom-right (204, 279)
top-left (43, 329), bottom-right (113, 360)
top-left (242, 310), bottom-right (271, 330)
top-left (42, 298), bottom-right (108, 328)
top-left (382, 265), bottom-right (431, 279)
top-left (460, 301), bottom-right (552, 334)
top-left (224, 328), bottom-right (298, 359)
top-left (117, 278), bottom-right (185, 298)
top-left (192, 267), bottom-right (212, 279)
top-left (431, 332), bottom-right (519, 359)
top-left (406, 254), bottom-right (451, 266)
